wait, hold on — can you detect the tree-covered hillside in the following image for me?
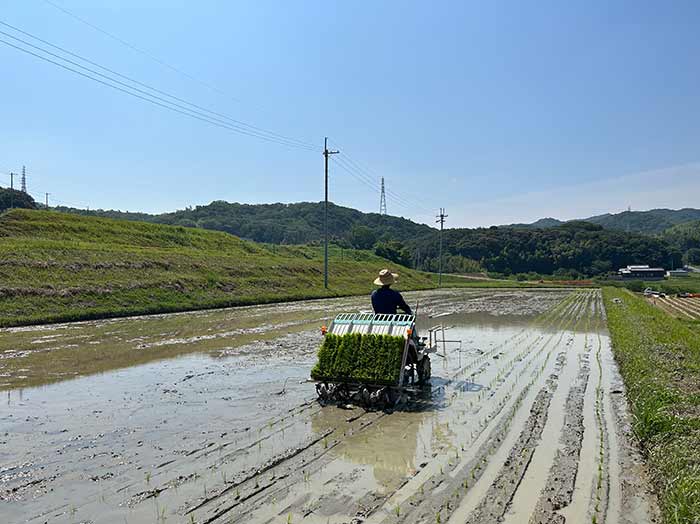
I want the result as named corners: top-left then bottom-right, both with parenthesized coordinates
top-left (55, 201), bottom-right (684, 277)
top-left (408, 221), bottom-right (681, 277)
top-left (511, 208), bottom-right (700, 235)
top-left (586, 208), bottom-right (700, 234)
top-left (56, 201), bottom-right (432, 245)
top-left (661, 220), bottom-right (700, 264)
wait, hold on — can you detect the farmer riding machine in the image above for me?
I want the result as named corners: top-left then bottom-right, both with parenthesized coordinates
top-left (311, 312), bottom-right (437, 408)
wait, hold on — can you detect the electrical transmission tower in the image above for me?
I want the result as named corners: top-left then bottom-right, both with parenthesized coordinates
top-left (379, 177), bottom-right (387, 215)
top-left (20, 166), bottom-right (27, 193)
top-left (436, 208), bottom-right (448, 287)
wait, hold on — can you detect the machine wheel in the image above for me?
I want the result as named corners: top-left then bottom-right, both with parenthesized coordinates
top-left (359, 386), bottom-right (372, 406)
top-left (383, 388), bottom-right (401, 408)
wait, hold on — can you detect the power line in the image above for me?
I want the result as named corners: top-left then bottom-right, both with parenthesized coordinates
top-left (40, 0), bottom-right (271, 115)
top-left (0, 29), bottom-right (316, 151)
top-left (379, 177), bottom-right (387, 215)
top-left (0, 34), bottom-right (317, 151)
top-left (0, 20), bottom-right (317, 150)
top-left (331, 156), bottom-right (417, 214)
top-left (328, 141), bottom-right (435, 215)
top-left (331, 155), bottom-right (424, 213)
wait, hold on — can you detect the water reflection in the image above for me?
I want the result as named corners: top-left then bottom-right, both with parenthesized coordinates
top-left (313, 405), bottom-right (432, 490)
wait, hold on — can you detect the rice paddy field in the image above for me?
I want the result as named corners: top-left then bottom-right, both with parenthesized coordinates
top-left (1, 288), bottom-right (674, 523)
top-left (649, 294), bottom-right (700, 320)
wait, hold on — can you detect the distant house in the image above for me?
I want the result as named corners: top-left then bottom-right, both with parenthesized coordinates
top-left (667, 268), bottom-right (690, 278)
top-left (618, 265), bottom-right (665, 280)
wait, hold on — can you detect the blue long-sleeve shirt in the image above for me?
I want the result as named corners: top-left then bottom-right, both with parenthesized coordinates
top-left (371, 286), bottom-right (412, 315)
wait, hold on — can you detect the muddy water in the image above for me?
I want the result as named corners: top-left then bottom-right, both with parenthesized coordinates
top-left (0, 289), bottom-right (656, 524)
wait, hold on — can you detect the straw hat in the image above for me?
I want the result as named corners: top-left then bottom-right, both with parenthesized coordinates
top-left (374, 268), bottom-right (398, 286)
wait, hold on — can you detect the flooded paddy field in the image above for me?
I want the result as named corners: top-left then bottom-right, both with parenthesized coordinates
top-left (0, 289), bottom-right (658, 523)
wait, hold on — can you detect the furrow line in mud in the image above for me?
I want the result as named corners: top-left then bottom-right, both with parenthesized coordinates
top-left (454, 297), bottom-right (593, 524)
top-left (444, 289), bottom-right (581, 383)
top-left (590, 315), bottom-right (611, 524)
top-left (182, 427), bottom-right (337, 517)
top-left (119, 400), bottom-right (323, 502)
top-left (443, 291), bottom-right (585, 412)
top-left (529, 335), bottom-right (592, 523)
top-left (465, 367), bottom-right (563, 524)
top-left (360, 292), bottom-right (592, 524)
top-left (456, 293), bottom-right (595, 524)
top-left (127, 407), bottom-right (372, 513)
top-left (190, 411), bottom-right (391, 523)
top-left (439, 292), bottom-right (594, 523)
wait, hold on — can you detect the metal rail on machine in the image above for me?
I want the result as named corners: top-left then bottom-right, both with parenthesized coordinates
top-left (329, 313), bottom-right (415, 337)
top-left (328, 313), bottom-right (417, 388)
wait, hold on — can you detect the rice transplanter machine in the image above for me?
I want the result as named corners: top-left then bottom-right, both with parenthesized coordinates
top-left (314, 312), bottom-right (438, 407)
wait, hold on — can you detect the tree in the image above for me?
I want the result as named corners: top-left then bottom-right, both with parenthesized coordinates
top-left (374, 240), bottom-right (411, 267)
top-left (685, 248), bottom-right (700, 264)
top-left (349, 225), bottom-right (377, 250)
top-left (0, 188), bottom-right (37, 212)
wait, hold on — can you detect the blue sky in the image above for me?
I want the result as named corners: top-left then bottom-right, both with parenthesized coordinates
top-left (1, 0), bottom-right (699, 227)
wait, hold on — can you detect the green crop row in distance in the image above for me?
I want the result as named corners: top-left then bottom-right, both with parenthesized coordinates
top-left (311, 333), bottom-right (407, 385)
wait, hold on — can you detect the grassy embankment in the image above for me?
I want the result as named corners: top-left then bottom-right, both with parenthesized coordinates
top-left (0, 210), bottom-right (536, 327)
top-left (603, 288), bottom-right (700, 523)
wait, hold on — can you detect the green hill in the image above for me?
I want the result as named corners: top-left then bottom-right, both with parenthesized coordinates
top-left (585, 208), bottom-right (700, 234)
top-left (0, 209), bottom-right (438, 327)
top-left (56, 200), bottom-right (433, 245)
top-left (408, 221), bottom-right (681, 277)
top-left (55, 200), bottom-right (687, 277)
top-left (661, 220), bottom-right (700, 263)
top-left (511, 208), bottom-right (700, 235)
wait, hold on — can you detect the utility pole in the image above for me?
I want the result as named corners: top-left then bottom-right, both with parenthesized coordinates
top-left (436, 208), bottom-right (448, 287)
top-left (21, 166), bottom-right (27, 193)
top-left (45, 192), bottom-right (50, 208)
top-left (323, 137), bottom-right (339, 289)
top-left (379, 177), bottom-right (387, 215)
top-left (9, 172), bottom-right (15, 209)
